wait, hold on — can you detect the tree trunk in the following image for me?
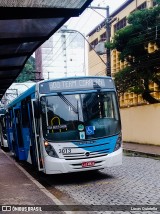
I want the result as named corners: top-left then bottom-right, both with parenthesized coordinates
top-left (142, 91), bottom-right (159, 103)
top-left (142, 78), bottom-right (160, 104)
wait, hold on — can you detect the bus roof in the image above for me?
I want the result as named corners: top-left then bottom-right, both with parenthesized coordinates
top-left (7, 84), bottom-right (36, 109)
top-left (6, 76), bottom-right (115, 109)
top-left (38, 76), bottom-right (113, 84)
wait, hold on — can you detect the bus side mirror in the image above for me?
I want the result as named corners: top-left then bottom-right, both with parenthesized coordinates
top-left (33, 100), bottom-right (41, 119)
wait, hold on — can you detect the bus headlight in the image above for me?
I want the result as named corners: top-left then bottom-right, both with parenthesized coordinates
top-left (44, 141), bottom-right (58, 158)
top-left (114, 133), bottom-right (122, 151)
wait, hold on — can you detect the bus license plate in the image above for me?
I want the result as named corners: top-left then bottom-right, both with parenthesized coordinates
top-left (82, 161), bottom-right (95, 167)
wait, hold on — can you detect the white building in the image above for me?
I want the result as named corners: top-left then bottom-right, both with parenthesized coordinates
top-left (36, 27), bottom-right (86, 80)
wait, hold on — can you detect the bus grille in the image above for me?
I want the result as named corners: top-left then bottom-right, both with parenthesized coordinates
top-left (63, 149), bottom-right (109, 160)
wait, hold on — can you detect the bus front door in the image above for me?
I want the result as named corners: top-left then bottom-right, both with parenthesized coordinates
top-left (31, 99), bottom-right (44, 171)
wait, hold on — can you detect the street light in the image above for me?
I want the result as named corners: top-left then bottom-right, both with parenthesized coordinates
top-left (60, 28), bottom-right (86, 76)
top-left (58, 28), bottom-right (106, 74)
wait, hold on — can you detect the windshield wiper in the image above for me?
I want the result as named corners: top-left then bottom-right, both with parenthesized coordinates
top-left (58, 93), bottom-right (78, 114)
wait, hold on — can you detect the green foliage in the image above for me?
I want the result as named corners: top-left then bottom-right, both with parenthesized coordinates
top-left (15, 56), bottom-right (35, 83)
top-left (108, 5), bottom-right (160, 104)
top-left (114, 67), bottom-right (139, 94)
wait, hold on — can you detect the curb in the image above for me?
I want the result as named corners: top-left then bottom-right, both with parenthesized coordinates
top-left (2, 150), bottom-right (73, 214)
top-left (123, 149), bottom-right (160, 159)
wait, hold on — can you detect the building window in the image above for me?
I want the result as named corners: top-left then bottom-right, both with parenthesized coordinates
top-left (89, 38), bottom-right (98, 51)
top-left (137, 2), bottom-right (146, 10)
top-left (100, 32), bottom-right (106, 42)
top-left (114, 17), bottom-right (126, 33)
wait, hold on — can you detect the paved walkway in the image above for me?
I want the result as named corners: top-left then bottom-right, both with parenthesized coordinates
top-left (123, 141), bottom-right (160, 157)
top-left (0, 149), bottom-right (66, 214)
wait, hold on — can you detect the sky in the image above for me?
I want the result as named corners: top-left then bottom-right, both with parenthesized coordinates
top-left (66, 0), bottom-right (127, 35)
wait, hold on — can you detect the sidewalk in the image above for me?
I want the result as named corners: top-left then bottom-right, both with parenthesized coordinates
top-left (123, 141), bottom-right (160, 157)
top-left (0, 149), bottom-right (66, 214)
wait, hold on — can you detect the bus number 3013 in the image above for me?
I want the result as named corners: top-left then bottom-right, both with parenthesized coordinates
top-left (59, 148), bottom-right (71, 154)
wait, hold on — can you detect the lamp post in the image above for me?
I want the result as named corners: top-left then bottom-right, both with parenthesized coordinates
top-left (59, 28), bottom-right (86, 76)
top-left (58, 28), bottom-right (106, 74)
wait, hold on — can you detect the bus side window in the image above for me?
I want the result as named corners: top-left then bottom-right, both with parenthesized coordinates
top-left (9, 109), bottom-right (13, 128)
top-left (21, 99), bottom-right (29, 128)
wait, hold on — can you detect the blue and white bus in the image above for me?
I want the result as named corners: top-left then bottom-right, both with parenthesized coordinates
top-left (5, 76), bottom-right (122, 174)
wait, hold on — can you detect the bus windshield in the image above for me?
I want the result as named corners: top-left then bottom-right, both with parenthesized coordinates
top-left (40, 91), bottom-right (121, 142)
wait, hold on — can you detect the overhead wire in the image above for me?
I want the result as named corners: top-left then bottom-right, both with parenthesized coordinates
top-left (43, 9), bottom-right (106, 72)
top-left (44, 27), bottom-right (160, 70)
top-left (41, 19), bottom-right (75, 65)
top-left (42, 12), bottom-right (88, 66)
top-left (42, 2), bottom-right (117, 74)
top-left (42, 4), bottom-right (138, 75)
top-left (42, 8), bottom-right (93, 71)
top-left (42, 2), bottom-right (160, 78)
top-left (87, 10), bottom-right (160, 75)
top-left (94, 53), bottom-right (160, 76)
top-left (90, 4), bottom-right (160, 76)
top-left (89, 8), bottom-right (106, 19)
top-left (42, 18), bottom-right (74, 64)
top-left (89, 36), bottom-right (160, 76)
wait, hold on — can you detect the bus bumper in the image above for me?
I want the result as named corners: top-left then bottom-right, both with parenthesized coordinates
top-left (44, 147), bottom-right (122, 174)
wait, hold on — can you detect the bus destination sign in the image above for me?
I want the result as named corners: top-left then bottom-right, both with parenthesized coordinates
top-left (39, 78), bottom-right (114, 94)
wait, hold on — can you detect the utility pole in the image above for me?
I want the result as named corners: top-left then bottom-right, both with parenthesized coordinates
top-left (106, 6), bottom-right (111, 77)
top-left (88, 6), bottom-right (111, 76)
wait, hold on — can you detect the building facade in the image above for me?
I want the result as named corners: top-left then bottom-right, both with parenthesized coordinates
top-left (87, 0), bottom-right (158, 107)
top-left (35, 27), bottom-right (86, 80)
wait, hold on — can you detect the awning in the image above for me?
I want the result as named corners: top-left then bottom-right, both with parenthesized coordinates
top-left (0, 0), bottom-right (92, 99)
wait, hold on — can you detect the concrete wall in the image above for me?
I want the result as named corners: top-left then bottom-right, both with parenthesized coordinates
top-left (120, 104), bottom-right (160, 145)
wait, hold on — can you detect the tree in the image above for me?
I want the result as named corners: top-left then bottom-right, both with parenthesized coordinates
top-left (107, 3), bottom-right (160, 103)
top-left (15, 56), bottom-right (35, 82)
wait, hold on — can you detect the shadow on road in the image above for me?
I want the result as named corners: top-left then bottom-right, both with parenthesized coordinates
top-left (18, 160), bottom-right (114, 187)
